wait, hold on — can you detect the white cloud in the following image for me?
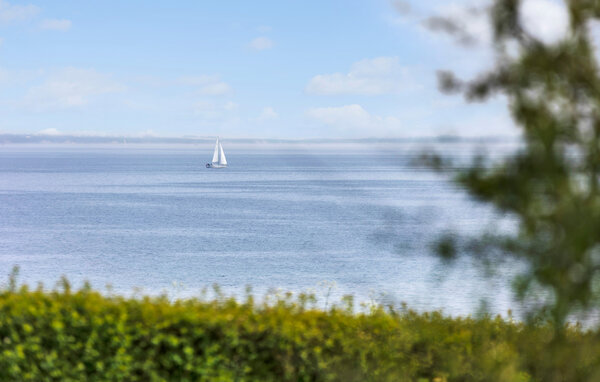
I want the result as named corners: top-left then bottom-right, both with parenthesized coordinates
top-left (177, 75), bottom-right (216, 86)
top-left (23, 67), bottom-right (125, 112)
top-left (223, 101), bottom-right (237, 111)
top-left (416, 0), bottom-right (568, 47)
top-left (0, 0), bottom-right (39, 23)
top-left (248, 36), bottom-right (273, 51)
top-left (258, 106), bottom-right (278, 122)
top-left (306, 104), bottom-right (402, 134)
top-left (198, 82), bottom-right (232, 96)
top-left (520, 0), bottom-right (569, 45)
top-left (307, 104), bottom-right (371, 127)
top-left (306, 57), bottom-right (408, 96)
top-left (178, 75), bottom-right (232, 96)
top-left (40, 18), bottom-right (71, 31)
top-left (193, 100), bottom-right (238, 119)
top-left (37, 128), bottom-right (61, 136)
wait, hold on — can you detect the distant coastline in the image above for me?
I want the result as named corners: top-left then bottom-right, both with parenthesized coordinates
top-left (0, 133), bottom-right (518, 146)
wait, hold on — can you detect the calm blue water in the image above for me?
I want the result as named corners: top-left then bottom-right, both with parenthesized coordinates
top-left (0, 143), bottom-right (518, 315)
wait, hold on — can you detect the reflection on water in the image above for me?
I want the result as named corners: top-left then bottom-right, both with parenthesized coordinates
top-left (0, 142), bottom-right (519, 316)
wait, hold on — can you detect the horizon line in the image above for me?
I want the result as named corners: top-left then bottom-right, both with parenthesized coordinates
top-left (0, 132), bottom-right (520, 144)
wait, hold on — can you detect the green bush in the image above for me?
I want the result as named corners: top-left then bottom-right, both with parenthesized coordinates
top-left (1, 280), bottom-right (599, 381)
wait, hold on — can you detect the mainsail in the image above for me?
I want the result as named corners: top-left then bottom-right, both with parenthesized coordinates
top-left (212, 139), bottom-right (219, 163)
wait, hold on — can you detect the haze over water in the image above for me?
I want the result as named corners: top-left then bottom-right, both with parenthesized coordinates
top-left (0, 141), bottom-right (519, 316)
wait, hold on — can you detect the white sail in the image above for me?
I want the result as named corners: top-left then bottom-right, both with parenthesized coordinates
top-left (208, 137), bottom-right (228, 168)
top-left (212, 139), bottom-right (219, 163)
top-left (219, 143), bottom-right (227, 165)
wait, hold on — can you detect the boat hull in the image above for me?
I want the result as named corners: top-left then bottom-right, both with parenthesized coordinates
top-left (206, 163), bottom-right (227, 168)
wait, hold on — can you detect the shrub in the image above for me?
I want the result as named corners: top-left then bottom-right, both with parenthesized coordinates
top-left (0, 280), bottom-right (599, 381)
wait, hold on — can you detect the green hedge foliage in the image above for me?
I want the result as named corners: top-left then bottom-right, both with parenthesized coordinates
top-left (1, 281), bottom-right (600, 381)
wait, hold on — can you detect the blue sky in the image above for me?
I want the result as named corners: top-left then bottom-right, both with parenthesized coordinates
top-left (0, 0), bottom-right (569, 138)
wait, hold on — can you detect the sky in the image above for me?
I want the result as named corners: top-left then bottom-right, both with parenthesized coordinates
top-left (0, 0), bottom-right (572, 139)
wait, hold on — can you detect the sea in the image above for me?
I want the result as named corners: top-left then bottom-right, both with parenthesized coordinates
top-left (0, 141), bottom-right (521, 317)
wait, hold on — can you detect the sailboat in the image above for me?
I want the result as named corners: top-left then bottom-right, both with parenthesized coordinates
top-left (206, 137), bottom-right (228, 168)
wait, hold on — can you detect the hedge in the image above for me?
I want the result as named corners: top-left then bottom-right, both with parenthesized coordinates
top-left (1, 279), bottom-right (600, 381)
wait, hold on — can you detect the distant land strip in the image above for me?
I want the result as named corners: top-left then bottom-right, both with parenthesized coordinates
top-left (0, 133), bottom-right (517, 145)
